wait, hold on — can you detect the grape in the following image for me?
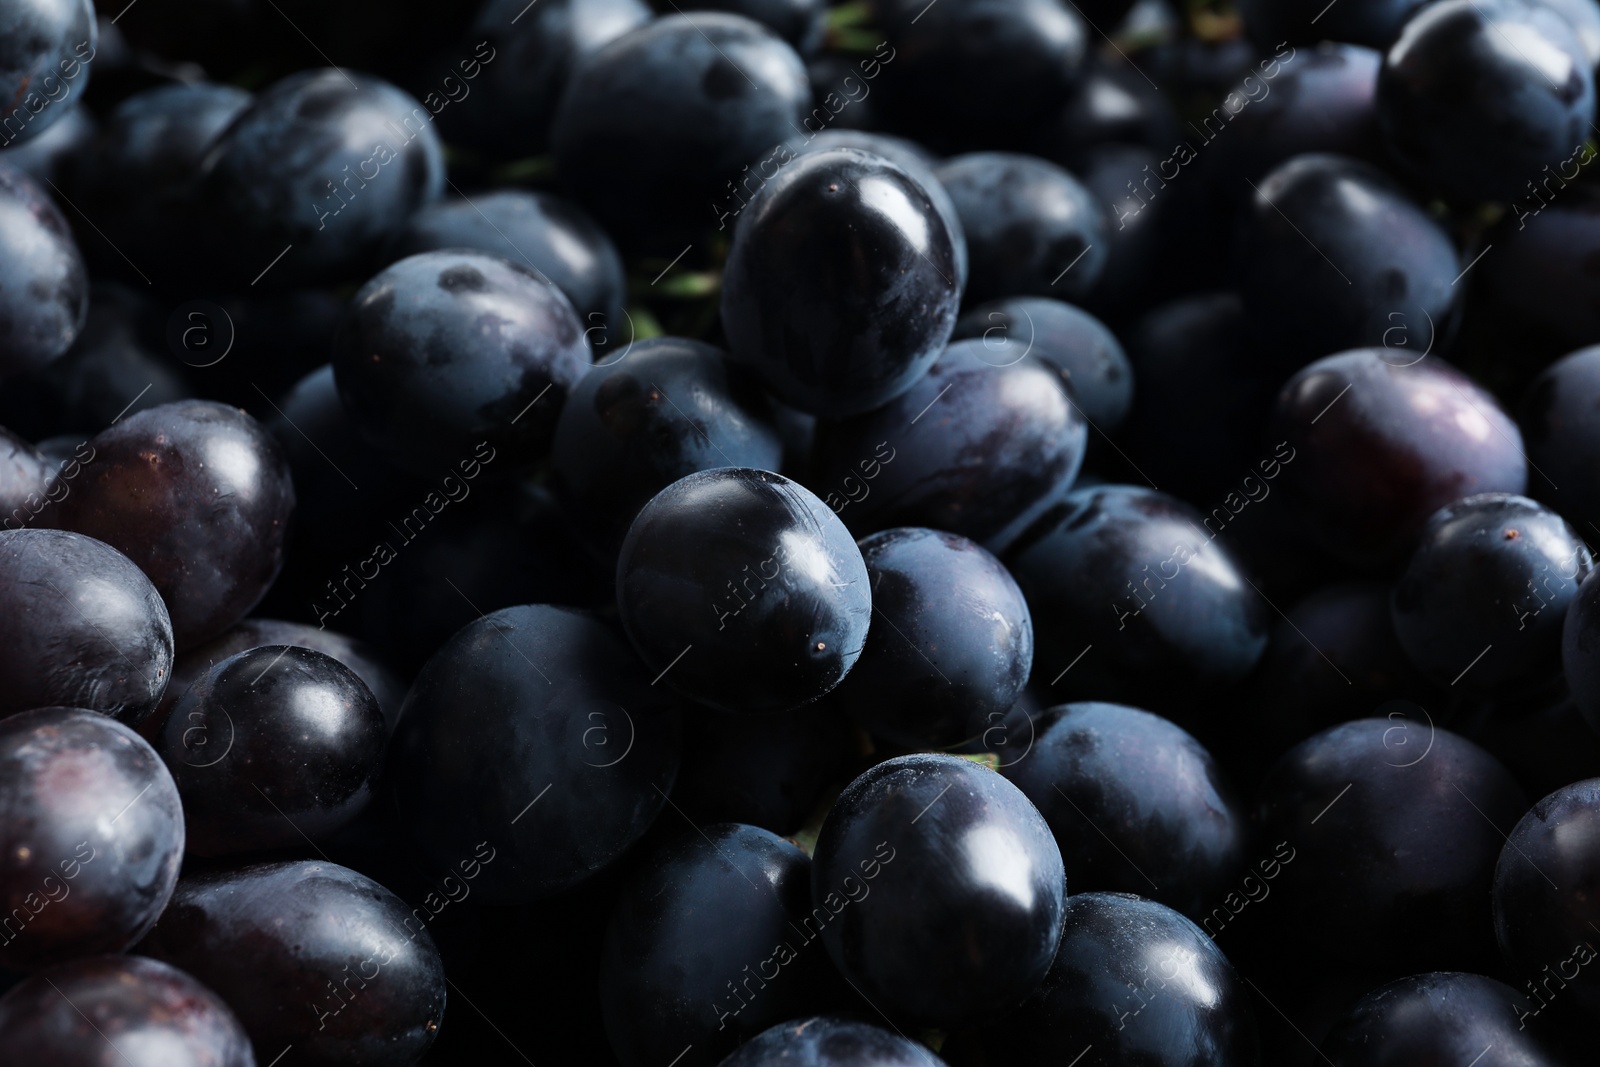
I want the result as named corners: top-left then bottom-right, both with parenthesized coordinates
top-left (0, 707), bottom-right (183, 972)
top-left (51, 400), bottom-right (296, 650)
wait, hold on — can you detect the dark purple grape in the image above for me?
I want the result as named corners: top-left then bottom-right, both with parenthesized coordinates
top-left (0, 706), bottom-right (182, 971)
top-left (0, 955), bottom-right (253, 1067)
top-left (721, 1016), bottom-right (948, 1066)
top-left (720, 147), bottom-right (960, 417)
top-left (1270, 350), bottom-right (1527, 568)
top-left (388, 604), bottom-right (681, 903)
top-left (51, 399), bottom-right (296, 650)
top-left (552, 13), bottom-right (809, 248)
top-left (138, 860), bottom-right (446, 1066)
top-left (1236, 153), bottom-right (1459, 368)
top-left (951, 297), bottom-right (1133, 430)
top-left (785, 128), bottom-right (969, 293)
top-left (874, 0), bottom-right (1088, 150)
top-left (438, 0), bottom-right (648, 158)
top-left (551, 336), bottom-right (783, 557)
top-left (1321, 972), bottom-right (1568, 1066)
top-left (1521, 345), bottom-right (1600, 532)
top-left (600, 824), bottom-right (844, 1066)
top-left (1205, 44), bottom-right (1385, 194)
top-left (809, 339), bottom-right (1087, 554)
top-left (0, 528), bottom-right (172, 723)
top-left (151, 617), bottom-right (403, 745)
top-left (1006, 484), bottom-right (1269, 714)
top-left (932, 152), bottom-right (1107, 304)
top-left (955, 892), bottom-right (1259, 1067)
top-left (615, 467), bottom-right (871, 714)
top-left (0, 163), bottom-right (87, 379)
top-left (1391, 493), bottom-right (1591, 695)
top-left (1257, 718), bottom-right (1526, 971)
top-left (831, 527), bottom-right (1033, 749)
top-left (391, 189), bottom-right (627, 328)
top-left (0, 0), bottom-right (94, 148)
top-left (153, 646), bottom-right (385, 857)
top-left (1492, 779), bottom-right (1600, 1024)
top-left (1377, 0), bottom-right (1594, 203)
top-left (197, 68), bottom-right (445, 287)
top-left (810, 753), bottom-right (1065, 1029)
top-left (334, 249), bottom-right (590, 477)
top-left (1002, 702), bottom-right (1247, 918)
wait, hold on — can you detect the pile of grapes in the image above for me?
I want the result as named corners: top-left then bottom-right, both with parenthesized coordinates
top-left (1, 0), bottom-right (1599, 1063)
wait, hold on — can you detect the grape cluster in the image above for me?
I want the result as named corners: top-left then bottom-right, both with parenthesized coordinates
top-left (0, 0), bottom-right (1599, 1064)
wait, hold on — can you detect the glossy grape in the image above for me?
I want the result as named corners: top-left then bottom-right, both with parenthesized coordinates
top-left (138, 860), bottom-right (446, 1066)
top-left (388, 604), bottom-right (682, 902)
top-left (721, 147), bottom-right (960, 417)
top-left (615, 467), bottom-right (872, 713)
top-left (832, 527), bottom-right (1033, 749)
top-left (1377, 0), bottom-right (1595, 203)
top-left (1492, 778), bottom-right (1600, 1023)
top-left (809, 339), bottom-right (1087, 554)
top-left (951, 296), bottom-right (1133, 430)
top-left (955, 892), bottom-right (1259, 1067)
top-left (0, 706), bottom-right (183, 971)
top-left (600, 824), bottom-right (845, 1066)
top-left (1257, 719), bottom-right (1526, 971)
top-left (197, 68), bottom-right (445, 287)
top-left (391, 189), bottom-right (627, 328)
top-left (1002, 702), bottom-right (1247, 918)
top-left (0, 163), bottom-right (87, 378)
top-left (810, 753), bottom-right (1066, 1029)
top-left (0, 528), bottom-right (172, 723)
top-left (1006, 484), bottom-right (1269, 713)
top-left (552, 13), bottom-right (810, 247)
top-left (333, 249), bottom-right (590, 477)
top-left (0, 955), bottom-right (253, 1067)
top-left (1269, 350), bottom-right (1527, 568)
top-left (1391, 493), bottom-right (1591, 695)
top-left (51, 400), bottom-right (296, 650)
top-left (154, 646), bottom-right (385, 857)
top-left (551, 336), bottom-right (783, 557)
top-left (933, 152), bottom-right (1107, 305)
